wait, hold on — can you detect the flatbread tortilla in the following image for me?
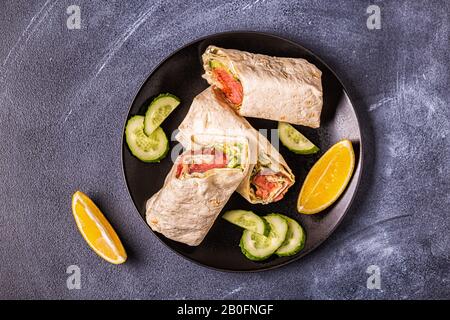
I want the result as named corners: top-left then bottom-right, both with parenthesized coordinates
top-left (177, 87), bottom-right (295, 204)
top-left (202, 45), bottom-right (323, 128)
top-left (146, 135), bottom-right (249, 246)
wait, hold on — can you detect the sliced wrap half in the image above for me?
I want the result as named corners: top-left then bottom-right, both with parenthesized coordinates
top-left (202, 45), bottom-right (323, 128)
top-left (146, 135), bottom-right (249, 246)
top-left (177, 87), bottom-right (295, 204)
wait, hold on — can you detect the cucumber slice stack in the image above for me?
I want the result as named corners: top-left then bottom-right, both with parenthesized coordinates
top-left (222, 210), bottom-right (306, 261)
top-left (240, 214), bottom-right (288, 261)
top-left (125, 93), bottom-right (180, 162)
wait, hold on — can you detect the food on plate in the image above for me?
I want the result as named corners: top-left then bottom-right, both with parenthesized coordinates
top-left (222, 209), bottom-right (269, 236)
top-left (239, 214), bottom-right (288, 261)
top-left (223, 211), bottom-right (306, 261)
top-left (278, 122), bottom-right (319, 155)
top-left (240, 214), bottom-right (288, 261)
top-left (144, 93), bottom-right (180, 135)
top-left (125, 115), bottom-right (168, 162)
top-left (145, 136), bottom-right (250, 246)
top-left (297, 139), bottom-right (355, 214)
top-left (275, 216), bottom-right (306, 257)
top-left (71, 191), bottom-right (127, 264)
top-left (202, 45), bottom-right (323, 128)
top-left (176, 87), bottom-right (295, 204)
top-left (248, 154), bottom-right (293, 203)
top-left (125, 93), bottom-right (180, 162)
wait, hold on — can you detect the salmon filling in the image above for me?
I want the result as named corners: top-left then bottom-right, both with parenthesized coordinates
top-left (176, 148), bottom-right (228, 178)
top-left (251, 170), bottom-right (290, 202)
top-left (212, 68), bottom-right (243, 107)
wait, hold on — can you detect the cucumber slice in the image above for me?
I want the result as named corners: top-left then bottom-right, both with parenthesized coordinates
top-left (275, 216), bottom-right (306, 257)
top-left (125, 115), bottom-right (168, 162)
top-left (278, 122), bottom-right (319, 155)
top-left (239, 214), bottom-right (288, 261)
top-left (222, 210), bottom-right (269, 236)
top-left (144, 94), bottom-right (180, 135)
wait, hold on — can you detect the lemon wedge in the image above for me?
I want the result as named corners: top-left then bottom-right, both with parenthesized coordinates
top-left (71, 191), bottom-right (127, 264)
top-left (297, 140), bottom-right (355, 214)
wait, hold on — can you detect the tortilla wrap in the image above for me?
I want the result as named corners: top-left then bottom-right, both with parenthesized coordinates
top-left (202, 45), bottom-right (323, 128)
top-left (146, 135), bottom-right (249, 246)
top-left (176, 87), bottom-right (295, 204)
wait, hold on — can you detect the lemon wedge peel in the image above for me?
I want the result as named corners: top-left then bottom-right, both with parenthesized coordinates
top-left (297, 140), bottom-right (355, 215)
top-left (71, 191), bottom-right (127, 264)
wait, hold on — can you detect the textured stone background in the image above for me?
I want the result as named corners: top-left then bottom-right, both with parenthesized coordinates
top-left (0, 0), bottom-right (448, 299)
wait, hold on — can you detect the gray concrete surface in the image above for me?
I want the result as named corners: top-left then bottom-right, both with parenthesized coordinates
top-left (0, 0), bottom-right (448, 299)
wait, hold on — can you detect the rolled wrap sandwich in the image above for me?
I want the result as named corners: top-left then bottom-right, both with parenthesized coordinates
top-left (176, 87), bottom-right (295, 204)
top-left (146, 135), bottom-right (249, 246)
top-left (202, 45), bottom-right (323, 128)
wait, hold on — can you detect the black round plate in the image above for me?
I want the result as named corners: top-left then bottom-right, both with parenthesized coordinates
top-left (122, 31), bottom-right (363, 272)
